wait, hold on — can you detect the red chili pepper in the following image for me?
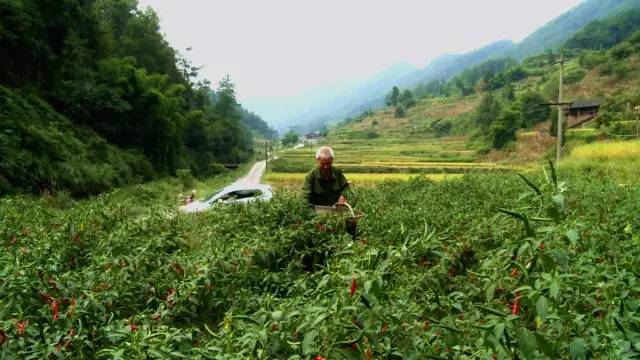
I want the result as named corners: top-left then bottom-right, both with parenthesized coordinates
top-left (130, 323), bottom-right (138, 332)
top-left (315, 355), bottom-right (327, 360)
top-left (51, 300), bottom-right (59, 321)
top-left (17, 321), bottom-right (27, 335)
top-left (538, 242), bottom-right (545, 250)
top-left (510, 268), bottom-right (519, 278)
top-left (511, 291), bottom-right (521, 315)
top-left (493, 353), bottom-right (498, 360)
top-left (422, 320), bottom-right (430, 331)
top-left (350, 277), bottom-right (357, 297)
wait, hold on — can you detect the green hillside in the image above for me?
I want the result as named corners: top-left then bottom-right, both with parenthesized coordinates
top-left (327, 8), bottom-right (640, 164)
top-left (0, 0), bottom-right (272, 196)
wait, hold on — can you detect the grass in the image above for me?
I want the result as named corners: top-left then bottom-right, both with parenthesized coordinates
top-left (561, 140), bottom-right (640, 183)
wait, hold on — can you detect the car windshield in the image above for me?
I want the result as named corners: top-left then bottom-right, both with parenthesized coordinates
top-left (202, 188), bottom-right (225, 203)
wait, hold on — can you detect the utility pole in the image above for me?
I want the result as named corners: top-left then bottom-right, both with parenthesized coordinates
top-left (556, 52), bottom-right (565, 163)
top-left (265, 140), bottom-right (268, 173)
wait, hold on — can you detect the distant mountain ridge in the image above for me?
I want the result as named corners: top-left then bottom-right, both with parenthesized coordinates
top-left (501, 0), bottom-right (640, 60)
top-left (248, 0), bottom-right (640, 132)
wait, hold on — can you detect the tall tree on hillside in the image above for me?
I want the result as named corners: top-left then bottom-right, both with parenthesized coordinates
top-left (517, 91), bottom-right (550, 128)
top-left (400, 89), bottom-right (415, 108)
top-left (490, 108), bottom-right (519, 149)
top-left (386, 86), bottom-right (400, 106)
top-left (475, 93), bottom-right (501, 134)
top-left (281, 130), bottom-right (299, 146)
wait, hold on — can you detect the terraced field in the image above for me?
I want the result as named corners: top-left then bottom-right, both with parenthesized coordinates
top-left (267, 136), bottom-right (511, 189)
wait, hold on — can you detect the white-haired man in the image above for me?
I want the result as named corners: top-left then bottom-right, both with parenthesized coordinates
top-left (303, 146), bottom-right (349, 207)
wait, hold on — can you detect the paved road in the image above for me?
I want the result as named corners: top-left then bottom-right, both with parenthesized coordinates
top-left (234, 160), bottom-right (266, 185)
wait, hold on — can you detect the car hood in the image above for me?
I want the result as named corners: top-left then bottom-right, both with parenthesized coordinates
top-left (180, 201), bottom-right (209, 213)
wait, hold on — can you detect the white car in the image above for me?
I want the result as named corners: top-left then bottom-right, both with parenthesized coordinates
top-left (180, 183), bottom-right (273, 213)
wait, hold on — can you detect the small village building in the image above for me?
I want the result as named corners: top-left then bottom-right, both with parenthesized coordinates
top-left (565, 99), bottom-right (600, 128)
top-left (304, 132), bottom-right (325, 145)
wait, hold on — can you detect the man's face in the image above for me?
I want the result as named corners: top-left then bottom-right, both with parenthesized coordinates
top-left (317, 156), bottom-right (333, 175)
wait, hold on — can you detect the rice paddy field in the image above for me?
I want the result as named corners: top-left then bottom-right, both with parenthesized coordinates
top-left (266, 136), bottom-right (510, 189)
top-left (561, 140), bottom-right (640, 184)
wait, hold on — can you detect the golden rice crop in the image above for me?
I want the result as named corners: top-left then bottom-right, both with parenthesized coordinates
top-left (567, 140), bottom-right (640, 161)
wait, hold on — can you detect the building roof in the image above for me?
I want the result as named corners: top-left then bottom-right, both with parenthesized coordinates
top-left (570, 99), bottom-right (600, 109)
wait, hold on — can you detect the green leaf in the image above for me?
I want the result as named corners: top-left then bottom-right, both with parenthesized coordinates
top-left (535, 333), bottom-right (556, 358)
top-left (552, 194), bottom-right (564, 211)
top-left (569, 338), bottom-right (587, 359)
top-left (552, 250), bottom-right (569, 272)
top-left (518, 173), bottom-right (542, 196)
top-left (565, 229), bottom-right (579, 244)
top-left (517, 327), bottom-right (537, 357)
top-left (536, 296), bottom-right (549, 319)
top-left (271, 311), bottom-right (283, 322)
top-left (547, 159), bottom-right (558, 190)
top-left (485, 283), bottom-right (496, 303)
top-left (494, 322), bottom-right (505, 340)
top-left (311, 313), bottom-right (329, 328)
top-left (302, 330), bottom-right (319, 355)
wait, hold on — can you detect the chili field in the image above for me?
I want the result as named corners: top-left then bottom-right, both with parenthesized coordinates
top-left (1, 165), bottom-right (639, 359)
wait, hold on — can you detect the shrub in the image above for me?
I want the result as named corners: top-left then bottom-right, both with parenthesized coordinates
top-left (176, 168), bottom-right (194, 190)
top-left (207, 162), bottom-right (229, 176)
top-left (564, 68), bottom-right (586, 84)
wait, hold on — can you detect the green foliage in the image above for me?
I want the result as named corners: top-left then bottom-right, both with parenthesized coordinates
top-left (400, 89), bottom-right (415, 108)
top-left (565, 8), bottom-right (640, 50)
top-left (366, 130), bottom-right (379, 139)
top-left (475, 93), bottom-right (501, 134)
top-left (517, 91), bottom-right (551, 129)
top-left (489, 108), bottom-right (519, 149)
top-left (0, 0), bottom-right (255, 195)
top-left (578, 51), bottom-right (610, 69)
top-left (176, 169), bottom-right (194, 191)
top-left (506, 0), bottom-right (640, 59)
top-left (1, 171), bottom-right (639, 358)
top-left (281, 131), bottom-right (300, 146)
top-left (0, 86), bottom-right (153, 196)
top-left (563, 68), bottom-right (586, 84)
top-left (427, 119), bottom-right (453, 137)
top-left (385, 86), bottom-right (400, 106)
top-left (394, 105), bottom-right (406, 118)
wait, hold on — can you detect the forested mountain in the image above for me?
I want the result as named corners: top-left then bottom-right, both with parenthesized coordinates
top-left (248, 41), bottom-right (513, 133)
top-left (502, 0), bottom-right (640, 60)
top-left (565, 8), bottom-right (640, 50)
top-left (244, 63), bottom-right (419, 132)
top-left (0, 0), bottom-right (271, 196)
top-left (270, 0), bottom-right (640, 132)
top-left (336, 6), bottom-right (640, 152)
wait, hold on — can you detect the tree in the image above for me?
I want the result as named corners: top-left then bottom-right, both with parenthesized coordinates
top-left (490, 108), bottom-right (519, 149)
top-left (400, 89), bottom-right (415, 108)
top-left (0, 0), bottom-right (258, 195)
top-left (394, 105), bottom-right (406, 118)
top-left (386, 86), bottom-right (400, 106)
top-left (517, 91), bottom-right (549, 128)
top-left (281, 131), bottom-right (299, 146)
top-left (474, 93), bottom-right (501, 134)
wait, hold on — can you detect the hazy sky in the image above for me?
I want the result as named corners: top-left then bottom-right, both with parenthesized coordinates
top-left (138, 0), bottom-right (583, 102)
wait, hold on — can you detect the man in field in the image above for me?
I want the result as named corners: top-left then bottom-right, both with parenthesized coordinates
top-left (303, 146), bottom-right (349, 207)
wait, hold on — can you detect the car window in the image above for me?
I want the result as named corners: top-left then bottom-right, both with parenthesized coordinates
top-left (202, 188), bottom-right (225, 202)
top-left (235, 190), bottom-right (262, 199)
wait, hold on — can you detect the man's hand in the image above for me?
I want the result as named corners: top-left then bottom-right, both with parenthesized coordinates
top-left (338, 195), bottom-right (346, 205)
